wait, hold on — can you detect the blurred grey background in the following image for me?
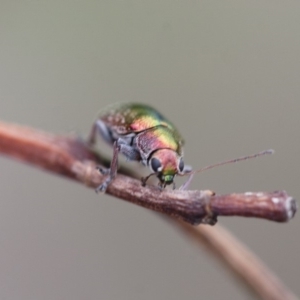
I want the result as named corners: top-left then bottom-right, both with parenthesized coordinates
top-left (0, 1), bottom-right (299, 299)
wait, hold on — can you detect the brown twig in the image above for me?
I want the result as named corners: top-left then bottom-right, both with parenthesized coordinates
top-left (0, 120), bottom-right (297, 300)
top-left (176, 222), bottom-right (298, 300)
top-left (0, 121), bottom-right (296, 225)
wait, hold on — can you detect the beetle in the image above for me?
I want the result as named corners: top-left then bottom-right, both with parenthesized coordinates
top-left (88, 103), bottom-right (192, 192)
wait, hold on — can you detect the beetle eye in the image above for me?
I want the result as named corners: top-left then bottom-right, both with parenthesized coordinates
top-left (179, 158), bottom-right (184, 172)
top-left (151, 157), bottom-right (162, 172)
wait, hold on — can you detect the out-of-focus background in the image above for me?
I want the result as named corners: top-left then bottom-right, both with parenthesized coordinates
top-left (0, 1), bottom-right (299, 299)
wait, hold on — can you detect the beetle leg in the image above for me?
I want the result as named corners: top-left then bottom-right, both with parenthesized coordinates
top-left (157, 181), bottom-right (164, 191)
top-left (96, 141), bottom-right (119, 193)
top-left (118, 142), bottom-right (141, 162)
top-left (179, 165), bottom-right (193, 190)
top-left (89, 119), bottom-right (114, 146)
top-left (96, 165), bottom-right (110, 175)
top-left (141, 172), bottom-right (156, 186)
top-left (87, 121), bottom-right (97, 146)
top-left (179, 173), bottom-right (194, 190)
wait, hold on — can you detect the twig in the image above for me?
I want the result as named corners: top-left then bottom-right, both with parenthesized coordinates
top-left (176, 222), bottom-right (298, 300)
top-left (0, 120), bottom-right (298, 300)
top-left (0, 121), bottom-right (296, 225)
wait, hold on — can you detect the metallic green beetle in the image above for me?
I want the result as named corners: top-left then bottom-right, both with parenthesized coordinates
top-left (88, 103), bottom-right (192, 192)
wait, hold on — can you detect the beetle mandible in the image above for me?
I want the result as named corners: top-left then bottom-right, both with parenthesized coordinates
top-left (88, 103), bottom-right (192, 192)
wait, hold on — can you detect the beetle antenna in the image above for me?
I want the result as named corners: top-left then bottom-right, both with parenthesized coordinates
top-left (191, 149), bottom-right (274, 175)
top-left (179, 149), bottom-right (274, 190)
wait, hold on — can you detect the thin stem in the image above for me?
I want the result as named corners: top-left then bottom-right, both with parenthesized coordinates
top-left (175, 222), bottom-right (298, 300)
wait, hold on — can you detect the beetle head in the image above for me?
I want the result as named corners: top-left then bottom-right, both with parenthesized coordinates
top-left (148, 149), bottom-right (186, 188)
